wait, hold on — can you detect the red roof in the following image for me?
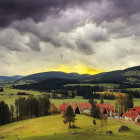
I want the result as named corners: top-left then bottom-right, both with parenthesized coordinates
top-left (59, 102), bottom-right (114, 114)
top-left (71, 103), bottom-right (91, 110)
top-left (59, 103), bottom-right (114, 113)
top-left (123, 107), bottom-right (140, 121)
top-left (59, 102), bottom-right (69, 112)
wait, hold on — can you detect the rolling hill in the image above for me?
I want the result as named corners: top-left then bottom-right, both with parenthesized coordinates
top-left (16, 65), bottom-right (140, 85)
top-left (88, 65), bottom-right (140, 84)
top-left (16, 71), bottom-right (90, 82)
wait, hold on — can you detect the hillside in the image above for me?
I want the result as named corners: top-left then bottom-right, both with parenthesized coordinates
top-left (88, 65), bottom-right (140, 84)
top-left (0, 75), bottom-right (24, 81)
top-left (16, 66), bottom-right (140, 85)
top-left (0, 114), bottom-right (139, 140)
top-left (17, 71), bottom-right (90, 82)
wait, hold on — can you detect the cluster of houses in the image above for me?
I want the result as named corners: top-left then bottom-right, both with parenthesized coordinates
top-left (58, 102), bottom-right (114, 117)
top-left (51, 102), bottom-right (140, 123)
top-left (123, 107), bottom-right (140, 123)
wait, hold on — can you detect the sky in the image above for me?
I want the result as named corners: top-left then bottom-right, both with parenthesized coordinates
top-left (0, 0), bottom-right (140, 76)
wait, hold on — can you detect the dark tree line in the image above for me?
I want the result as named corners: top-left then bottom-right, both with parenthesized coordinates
top-left (0, 95), bottom-right (50, 126)
top-left (120, 89), bottom-right (140, 98)
top-left (49, 88), bottom-right (115, 100)
top-left (119, 83), bottom-right (140, 88)
top-left (15, 95), bottom-right (50, 120)
top-left (65, 86), bottom-right (104, 93)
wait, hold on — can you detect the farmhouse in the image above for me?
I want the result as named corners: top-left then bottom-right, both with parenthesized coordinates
top-left (123, 107), bottom-right (140, 122)
top-left (59, 102), bottom-right (114, 117)
top-left (71, 103), bottom-right (91, 114)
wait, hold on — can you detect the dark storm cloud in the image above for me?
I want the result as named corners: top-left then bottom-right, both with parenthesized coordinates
top-left (113, 0), bottom-right (140, 16)
top-left (0, 0), bottom-right (99, 28)
top-left (1, 0), bottom-right (140, 28)
top-left (107, 0), bottom-right (140, 23)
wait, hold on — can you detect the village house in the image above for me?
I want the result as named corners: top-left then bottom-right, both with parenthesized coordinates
top-left (59, 102), bottom-right (114, 117)
top-left (71, 103), bottom-right (91, 114)
top-left (123, 107), bottom-right (140, 122)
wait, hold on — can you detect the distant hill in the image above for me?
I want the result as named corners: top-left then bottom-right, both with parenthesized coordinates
top-left (0, 75), bottom-right (24, 81)
top-left (15, 65), bottom-right (140, 85)
top-left (88, 65), bottom-right (140, 84)
top-left (17, 71), bottom-right (90, 82)
top-left (13, 65), bottom-right (140, 90)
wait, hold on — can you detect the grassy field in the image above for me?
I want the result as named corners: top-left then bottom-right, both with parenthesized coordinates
top-left (0, 88), bottom-right (48, 105)
top-left (0, 114), bottom-right (139, 140)
top-left (0, 88), bottom-right (140, 107)
top-left (0, 88), bottom-right (44, 95)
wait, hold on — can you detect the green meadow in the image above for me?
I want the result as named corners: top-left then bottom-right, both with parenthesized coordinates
top-left (0, 87), bottom-right (44, 95)
top-left (0, 114), bottom-right (139, 140)
top-left (0, 88), bottom-right (140, 107)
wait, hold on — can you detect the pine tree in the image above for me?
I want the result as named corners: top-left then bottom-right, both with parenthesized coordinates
top-left (0, 101), bottom-right (11, 125)
top-left (96, 106), bottom-right (101, 119)
top-left (90, 100), bottom-right (97, 118)
top-left (90, 99), bottom-right (101, 119)
top-left (62, 105), bottom-right (76, 127)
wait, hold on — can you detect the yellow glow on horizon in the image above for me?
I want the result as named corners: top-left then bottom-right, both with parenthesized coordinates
top-left (34, 64), bottom-right (105, 75)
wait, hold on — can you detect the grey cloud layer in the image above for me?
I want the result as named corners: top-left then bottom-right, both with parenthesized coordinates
top-left (0, 0), bottom-right (140, 75)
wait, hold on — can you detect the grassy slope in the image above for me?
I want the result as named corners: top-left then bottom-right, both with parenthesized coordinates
top-left (0, 114), bottom-right (139, 140)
